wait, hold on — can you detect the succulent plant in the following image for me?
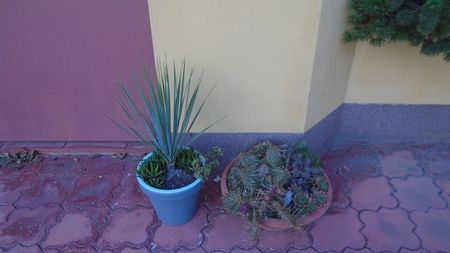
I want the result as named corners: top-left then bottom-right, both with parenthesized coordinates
top-left (175, 147), bottom-right (201, 174)
top-left (137, 146), bottom-right (223, 189)
top-left (223, 140), bottom-right (329, 237)
top-left (136, 152), bottom-right (168, 188)
top-left (192, 146), bottom-right (223, 180)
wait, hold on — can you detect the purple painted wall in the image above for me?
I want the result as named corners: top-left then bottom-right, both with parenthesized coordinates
top-left (0, 0), bottom-right (155, 141)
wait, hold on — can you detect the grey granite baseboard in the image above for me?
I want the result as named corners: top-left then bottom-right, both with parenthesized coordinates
top-left (336, 103), bottom-right (450, 145)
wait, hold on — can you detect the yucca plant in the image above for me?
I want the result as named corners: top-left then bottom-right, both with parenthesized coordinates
top-left (113, 59), bottom-right (224, 167)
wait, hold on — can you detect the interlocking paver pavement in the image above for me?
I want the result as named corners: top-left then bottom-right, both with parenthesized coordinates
top-left (360, 208), bottom-right (420, 252)
top-left (391, 177), bottom-right (445, 211)
top-left (0, 144), bottom-right (449, 253)
top-left (311, 207), bottom-right (364, 252)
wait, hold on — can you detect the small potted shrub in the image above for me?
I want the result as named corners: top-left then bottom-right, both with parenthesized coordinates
top-left (221, 140), bottom-right (332, 236)
top-left (113, 59), bottom-right (223, 226)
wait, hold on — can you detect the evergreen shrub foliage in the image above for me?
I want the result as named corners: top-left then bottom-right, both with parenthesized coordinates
top-left (344, 0), bottom-right (450, 61)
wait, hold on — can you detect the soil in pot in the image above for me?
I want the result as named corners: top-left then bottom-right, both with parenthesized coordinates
top-left (137, 148), bottom-right (203, 190)
top-left (164, 167), bottom-right (195, 189)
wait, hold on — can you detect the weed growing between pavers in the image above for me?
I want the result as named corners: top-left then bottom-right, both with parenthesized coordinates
top-left (0, 150), bottom-right (41, 169)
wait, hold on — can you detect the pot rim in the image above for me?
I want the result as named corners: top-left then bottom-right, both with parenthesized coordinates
top-left (220, 155), bottom-right (333, 229)
top-left (136, 151), bottom-right (204, 195)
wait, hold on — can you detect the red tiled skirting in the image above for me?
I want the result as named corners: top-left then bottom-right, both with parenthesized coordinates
top-left (0, 141), bottom-right (150, 156)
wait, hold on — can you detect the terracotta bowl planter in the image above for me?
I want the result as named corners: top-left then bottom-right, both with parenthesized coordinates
top-left (220, 156), bottom-right (333, 231)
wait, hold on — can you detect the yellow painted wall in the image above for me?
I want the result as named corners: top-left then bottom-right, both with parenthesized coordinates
top-left (148, 0), bottom-right (323, 132)
top-left (346, 42), bottom-right (450, 104)
top-left (305, 0), bottom-right (355, 131)
top-left (148, 0), bottom-right (450, 134)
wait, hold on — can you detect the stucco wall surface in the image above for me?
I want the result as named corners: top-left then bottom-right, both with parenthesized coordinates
top-left (148, 0), bottom-right (323, 133)
top-left (305, 0), bottom-right (355, 131)
top-left (346, 42), bottom-right (450, 104)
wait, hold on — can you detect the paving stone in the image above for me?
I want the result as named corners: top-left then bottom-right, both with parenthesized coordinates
top-left (0, 165), bottom-right (22, 180)
top-left (329, 146), bottom-right (382, 183)
top-left (37, 161), bottom-right (81, 193)
top-left (391, 177), bottom-right (445, 211)
top-left (360, 208), bottom-right (419, 252)
top-left (350, 177), bottom-right (397, 210)
top-left (202, 209), bottom-right (256, 252)
top-left (6, 244), bottom-right (41, 253)
top-left (311, 207), bottom-right (364, 252)
top-left (45, 245), bottom-right (96, 253)
top-left (422, 160), bottom-right (450, 177)
top-left (80, 156), bottom-right (125, 176)
top-left (380, 151), bottom-right (422, 177)
top-left (15, 176), bottom-right (66, 208)
top-left (399, 249), bottom-right (430, 253)
top-left (322, 167), bottom-right (351, 209)
top-left (408, 143), bottom-right (443, 154)
top-left (373, 143), bottom-right (407, 152)
top-left (177, 247), bottom-right (207, 253)
top-left (322, 157), bottom-right (351, 209)
top-left (0, 162), bottom-right (40, 180)
top-left (42, 213), bottom-right (96, 249)
top-left (0, 206), bottom-right (61, 248)
top-left (343, 249), bottom-right (373, 253)
top-left (411, 209), bottom-right (450, 253)
top-left (286, 249), bottom-right (317, 253)
top-left (21, 160), bottom-right (81, 207)
top-left (96, 207), bottom-right (154, 250)
top-left (123, 159), bottom-right (139, 173)
top-left (257, 228), bottom-right (311, 252)
top-left (62, 206), bottom-right (110, 230)
top-left (330, 189), bottom-right (351, 209)
top-left (65, 175), bottom-right (121, 207)
top-left (0, 173), bottom-right (34, 205)
top-left (414, 146), bottom-right (450, 177)
top-left (39, 157), bottom-right (84, 176)
top-left (229, 248), bottom-right (261, 253)
top-left (435, 178), bottom-right (450, 205)
top-left (0, 205), bottom-right (14, 224)
top-left (200, 177), bottom-right (224, 210)
top-left (109, 169), bottom-right (151, 209)
top-left (119, 248), bottom-right (149, 253)
top-left (124, 155), bottom-right (144, 165)
top-left (152, 206), bottom-right (208, 251)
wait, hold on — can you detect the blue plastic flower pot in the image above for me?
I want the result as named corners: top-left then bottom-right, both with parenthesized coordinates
top-left (136, 153), bottom-right (204, 226)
